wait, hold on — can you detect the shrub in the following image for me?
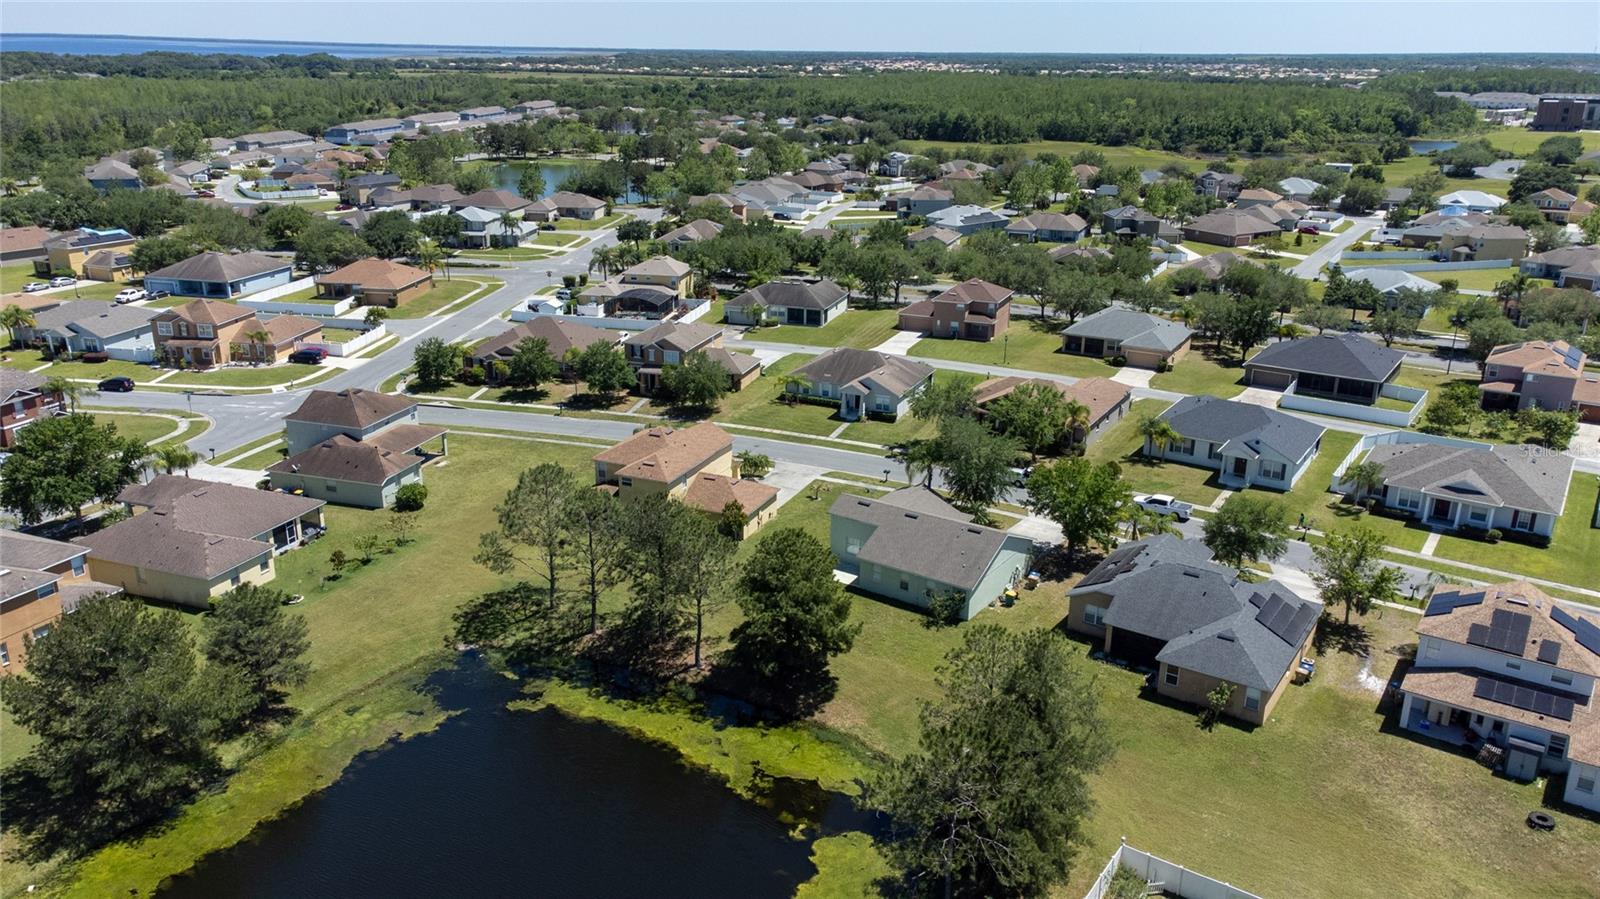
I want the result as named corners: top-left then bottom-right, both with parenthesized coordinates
top-left (394, 483), bottom-right (428, 512)
top-left (490, 361), bottom-right (510, 383)
top-left (456, 366), bottom-right (486, 386)
top-left (1484, 528), bottom-right (1502, 543)
top-left (562, 274), bottom-right (577, 289)
top-left (1110, 355), bottom-right (1128, 367)
top-left (924, 590), bottom-right (966, 628)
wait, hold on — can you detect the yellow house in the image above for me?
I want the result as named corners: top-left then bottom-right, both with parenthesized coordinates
top-left (34, 228), bottom-right (137, 278)
top-left (1, 530), bottom-right (122, 673)
top-left (592, 422), bottom-right (778, 537)
top-left (617, 256), bottom-right (694, 299)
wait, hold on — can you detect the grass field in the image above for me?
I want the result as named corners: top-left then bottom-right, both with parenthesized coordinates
top-left (1413, 268), bottom-right (1541, 292)
top-left (754, 307), bottom-right (901, 349)
top-left (907, 319), bottom-right (1122, 379)
top-left (385, 276), bottom-right (503, 319)
top-left (1430, 473), bottom-right (1600, 591)
top-left (1, 261), bottom-right (38, 292)
top-left (456, 246), bottom-right (559, 261)
top-left (86, 409), bottom-right (208, 447)
top-left (1148, 343), bottom-right (1251, 399)
top-left (159, 362), bottom-right (330, 388)
top-left (552, 212), bottom-right (629, 231)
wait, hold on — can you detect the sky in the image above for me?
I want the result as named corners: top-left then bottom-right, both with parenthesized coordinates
top-left (1, 1), bottom-right (1597, 55)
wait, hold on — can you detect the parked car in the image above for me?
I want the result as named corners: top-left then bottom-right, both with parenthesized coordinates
top-left (1132, 493), bottom-right (1192, 522)
top-left (113, 287), bottom-right (147, 304)
top-left (49, 276), bottom-right (76, 288)
top-left (97, 376), bottom-right (135, 392)
top-left (1297, 225), bottom-right (1321, 235)
top-left (555, 288), bottom-right (572, 300)
top-left (1009, 465), bottom-right (1033, 487)
top-left (22, 281), bottom-right (49, 292)
top-left (335, 204), bottom-right (354, 211)
top-left (146, 289), bottom-right (170, 301)
top-left (195, 189), bottom-right (215, 198)
top-left (288, 347), bottom-right (328, 365)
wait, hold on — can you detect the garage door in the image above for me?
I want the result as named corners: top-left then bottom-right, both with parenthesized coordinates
top-left (1579, 403), bottom-right (1600, 424)
top-left (1249, 367), bottom-right (1296, 389)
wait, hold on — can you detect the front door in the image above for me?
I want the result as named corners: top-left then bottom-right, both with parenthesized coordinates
top-left (844, 394), bottom-right (861, 419)
top-left (1431, 498), bottom-right (1453, 522)
top-left (1232, 457), bottom-right (1248, 478)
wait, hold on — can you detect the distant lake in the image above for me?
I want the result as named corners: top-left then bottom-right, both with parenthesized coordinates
top-left (491, 160), bottom-right (643, 204)
top-left (156, 656), bottom-right (878, 898)
top-left (1408, 139), bottom-right (1459, 154)
top-left (0, 33), bottom-right (584, 58)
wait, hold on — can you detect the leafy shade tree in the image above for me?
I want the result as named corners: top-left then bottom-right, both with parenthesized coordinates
top-left (617, 493), bottom-right (735, 669)
top-left (1202, 493), bottom-right (1291, 571)
top-left (203, 583), bottom-right (311, 721)
top-left (1311, 526), bottom-right (1404, 625)
top-left (933, 417), bottom-right (1018, 513)
top-left (869, 626), bottom-right (1113, 898)
top-left (986, 382), bottom-right (1069, 462)
top-left (294, 219), bottom-right (372, 271)
top-left (0, 414), bottom-right (148, 526)
top-left (1295, 303), bottom-right (1348, 335)
top-left (411, 336), bottom-right (461, 391)
top-left (730, 528), bottom-right (860, 716)
top-left (660, 350), bottom-right (729, 411)
top-left (572, 341), bottom-right (635, 397)
top-left (517, 164), bottom-right (546, 200)
top-left (1025, 457), bottom-right (1130, 559)
top-left (1370, 307), bottom-right (1421, 347)
top-left (505, 336), bottom-right (559, 392)
top-left (0, 598), bottom-right (252, 860)
top-left (910, 377), bottom-right (978, 423)
top-left (1524, 409), bottom-right (1580, 451)
top-left (131, 234), bottom-right (199, 274)
top-left (476, 462), bottom-right (577, 607)
top-left (360, 209), bottom-right (420, 259)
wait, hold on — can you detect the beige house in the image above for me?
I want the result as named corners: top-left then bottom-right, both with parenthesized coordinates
top-left (1, 530), bottom-right (121, 673)
top-left (315, 258), bottom-right (434, 307)
top-left (592, 422), bottom-right (777, 537)
top-left (621, 321), bottom-right (761, 395)
top-left (617, 256), bottom-right (694, 299)
top-left (1437, 224), bottom-right (1529, 262)
top-left (152, 300), bottom-right (322, 367)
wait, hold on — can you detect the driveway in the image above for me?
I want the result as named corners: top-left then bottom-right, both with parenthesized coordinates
top-left (1110, 367), bottom-right (1154, 389)
top-left (1290, 217), bottom-right (1380, 279)
top-left (872, 330), bottom-right (923, 354)
top-left (1569, 423), bottom-right (1600, 464)
top-left (1234, 386), bottom-right (1284, 409)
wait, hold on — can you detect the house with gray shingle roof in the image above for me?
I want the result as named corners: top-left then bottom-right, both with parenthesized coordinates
top-left (788, 347), bottom-right (934, 421)
top-left (724, 279), bottom-right (848, 327)
top-left (1343, 267), bottom-right (1444, 303)
top-left (22, 300), bottom-right (157, 361)
top-left (142, 251), bottom-right (293, 299)
top-left (1149, 395), bottom-right (1327, 490)
top-left (1067, 534), bottom-right (1321, 726)
top-left (1062, 307), bottom-right (1194, 369)
top-left (1360, 435), bottom-right (1575, 539)
top-left (1244, 334), bottom-right (1403, 405)
top-left (829, 489), bottom-right (1033, 621)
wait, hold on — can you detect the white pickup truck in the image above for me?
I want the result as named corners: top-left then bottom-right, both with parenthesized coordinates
top-left (1132, 493), bottom-right (1193, 522)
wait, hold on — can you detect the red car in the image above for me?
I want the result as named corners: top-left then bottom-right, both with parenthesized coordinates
top-left (1297, 226), bottom-right (1321, 235)
top-left (195, 189), bottom-right (215, 198)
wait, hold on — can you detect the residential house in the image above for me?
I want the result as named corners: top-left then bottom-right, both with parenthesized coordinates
top-left (879, 151), bottom-right (916, 178)
top-left (725, 279), bottom-right (848, 327)
top-left (906, 226), bottom-right (962, 249)
top-left (451, 189), bottom-right (533, 216)
top-left (829, 487), bottom-right (1033, 621)
top-left (786, 347), bottom-right (934, 421)
top-left (897, 278), bottom-right (1013, 341)
top-left (81, 248), bottom-right (136, 282)
top-left (324, 117), bottom-right (405, 145)
top-left (659, 219), bottom-right (724, 250)
top-left (1437, 190), bottom-right (1507, 214)
top-left (923, 205), bottom-right (1008, 236)
top-left (617, 256), bottom-right (694, 299)
top-left (33, 228), bottom-right (135, 278)
top-left (271, 389), bottom-right (447, 508)
top-left (1380, 186), bottom-right (1415, 210)
top-left (456, 207), bottom-right (519, 249)
top-left (152, 300), bottom-right (320, 368)
top-left (341, 173), bottom-right (404, 206)
top-left (1521, 245), bottom-right (1600, 282)
top-left (1195, 170), bottom-right (1245, 201)
top-left (1067, 534), bottom-right (1321, 726)
top-left (896, 185), bottom-right (954, 218)
top-left (407, 184), bottom-right (465, 210)
top-left (1006, 212), bottom-right (1089, 243)
top-left (143, 251), bottom-right (294, 299)
top-left (1101, 205), bottom-right (1162, 239)
top-left (1236, 187), bottom-right (1284, 209)
top-left (1049, 244), bottom-right (1112, 264)
top-left (1061, 308), bottom-right (1194, 369)
top-left (233, 129), bottom-right (314, 151)
top-left (1277, 177), bottom-right (1322, 202)
top-left (83, 158), bottom-right (142, 192)
top-left (1071, 163), bottom-right (1100, 186)
top-left (23, 300), bottom-right (157, 361)
top-left (1529, 188), bottom-right (1595, 224)
top-left (1478, 340), bottom-right (1600, 422)
top-left (1146, 394), bottom-right (1327, 490)
top-left (688, 193), bottom-right (749, 222)
top-left (0, 226), bottom-right (55, 262)
top-left (402, 111), bottom-right (461, 130)
top-left (524, 191), bottom-right (607, 222)
top-left (1555, 258), bottom-right (1600, 292)
top-left (1398, 581), bottom-right (1600, 810)
top-left (458, 106), bottom-right (507, 122)
top-left (1176, 251), bottom-right (1260, 287)
top-left (592, 422), bottom-right (777, 538)
top-left (1437, 224), bottom-right (1529, 262)
top-left (1244, 334), bottom-right (1404, 405)
top-left (315, 258), bottom-right (433, 308)
top-left (1182, 209), bottom-right (1283, 247)
top-left (0, 370), bottom-right (63, 447)
top-left (467, 316), bottom-right (619, 379)
top-left (622, 321), bottom-right (761, 395)
top-left (74, 478), bottom-right (322, 609)
top-left (1361, 437), bottom-right (1574, 538)
top-left (1344, 267), bottom-right (1443, 303)
top-left (0, 530), bottom-right (119, 672)
top-left (971, 375), bottom-right (1131, 444)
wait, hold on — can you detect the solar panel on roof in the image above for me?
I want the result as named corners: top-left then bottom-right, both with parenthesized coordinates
top-left (1563, 345), bottom-right (1583, 370)
top-left (1424, 589), bottom-right (1486, 617)
top-left (1551, 605), bottom-right (1600, 656)
top-left (1473, 676), bottom-right (1577, 721)
top-left (1537, 640), bottom-right (1562, 665)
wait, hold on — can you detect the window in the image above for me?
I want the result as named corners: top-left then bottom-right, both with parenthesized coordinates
top-left (198, 324), bottom-right (214, 338)
top-left (31, 625), bottom-right (51, 641)
top-left (846, 536), bottom-right (861, 555)
top-left (1207, 443), bottom-right (1223, 462)
top-left (1552, 671), bottom-right (1574, 686)
top-left (1084, 604), bottom-right (1107, 627)
top-left (325, 483), bottom-right (337, 493)
top-left (70, 556), bottom-right (84, 576)
top-left (35, 582), bottom-right (56, 599)
top-left (1549, 735), bottom-right (1568, 759)
top-left (870, 564), bottom-right (882, 581)
top-left (1260, 461), bottom-right (1287, 481)
top-left (1506, 660), bottom-right (1522, 671)
top-left (230, 571), bottom-right (242, 587)
top-left (1245, 687), bottom-right (1262, 711)
top-left (157, 321), bottom-right (173, 336)
top-left (899, 578), bottom-right (910, 592)
top-left (1468, 507), bottom-right (1488, 524)
top-left (260, 556), bottom-right (270, 571)
top-left (619, 477), bottom-right (632, 488)
top-left (0, 643), bottom-right (8, 666)
top-left (874, 396), bottom-right (892, 412)
top-left (1175, 438), bottom-right (1195, 456)
top-left (1424, 638), bottom-right (1440, 658)
top-left (1578, 774), bottom-right (1597, 794)
top-left (1164, 666), bottom-right (1180, 687)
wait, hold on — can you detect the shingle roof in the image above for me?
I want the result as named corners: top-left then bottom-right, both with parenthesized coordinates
top-left (1418, 581), bottom-right (1599, 677)
top-left (117, 475), bottom-right (324, 540)
top-left (84, 159), bottom-right (139, 181)
top-left (145, 251), bottom-right (291, 284)
top-left (593, 422), bottom-right (733, 484)
top-left (1345, 267), bottom-right (1441, 295)
top-left (0, 528), bottom-right (88, 573)
top-left (726, 279), bottom-right (847, 310)
top-left (1159, 394), bottom-right (1326, 463)
top-left (681, 472), bottom-right (778, 516)
top-left (828, 491), bottom-right (1019, 593)
top-left (622, 256), bottom-right (692, 279)
top-left (473, 316), bottom-right (616, 361)
top-left (622, 320), bottom-right (722, 352)
top-left (268, 433), bottom-right (429, 484)
top-left (971, 375), bottom-right (1131, 426)
top-left (76, 511), bottom-right (270, 580)
top-left (453, 189), bottom-right (531, 212)
top-left (937, 278), bottom-right (1013, 305)
top-left (286, 388), bottom-right (416, 429)
top-left (0, 368), bottom-right (48, 404)
top-left (1005, 212), bottom-right (1089, 234)
top-left (791, 347), bottom-right (934, 397)
top-left (659, 219), bottom-right (724, 244)
top-left (1063, 307), bottom-right (1193, 352)
top-left (1364, 441), bottom-right (1574, 515)
top-left (34, 300), bottom-right (157, 339)
top-left (1180, 251), bottom-right (1260, 282)
top-left (548, 190), bottom-right (606, 210)
top-left (1185, 209), bottom-right (1283, 238)
top-left (263, 315), bottom-right (321, 345)
top-left (1246, 334), bottom-right (1403, 383)
top-left (158, 299), bottom-right (254, 327)
top-left (317, 258), bottom-right (431, 291)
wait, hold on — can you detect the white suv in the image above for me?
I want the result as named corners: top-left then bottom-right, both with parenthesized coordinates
top-left (1132, 493), bottom-right (1193, 522)
top-left (114, 287), bottom-right (148, 304)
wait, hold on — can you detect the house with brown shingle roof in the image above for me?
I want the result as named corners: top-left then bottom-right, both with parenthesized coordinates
top-left (0, 226), bottom-right (56, 262)
top-left (315, 258), bottom-right (434, 308)
top-left (787, 347), bottom-right (934, 421)
top-left (621, 321), bottom-right (760, 395)
top-left (591, 422), bottom-right (776, 535)
top-left (75, 476), bottom-right (325, 608)
top-left (1, 529), bottom-right (121, 672)
top-left (897, 278), bottom-right (1013, 342)
top-left (467, 317), bottom-right (620, 378)
top-left (142, 250), bottom-right (294, 299)
top-left (152, 300), bottom-right (321, 368)
top-left (1479, 340), bottom-right (1600, 422)
top-left (0, 369), bottom-right (63, 448)
top-left (271, 389), bottom-right (445, 508)
top-left (971, 375), bottom-right (1131, 445)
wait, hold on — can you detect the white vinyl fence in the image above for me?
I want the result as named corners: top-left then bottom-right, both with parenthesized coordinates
top-left (1082, 842), bottom-right (1263, 899)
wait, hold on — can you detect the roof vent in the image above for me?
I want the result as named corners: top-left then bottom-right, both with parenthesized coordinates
top-left (1505, 595), bottom-right (1529, 606)
top-left (966, 528), bottom-right (982, 535)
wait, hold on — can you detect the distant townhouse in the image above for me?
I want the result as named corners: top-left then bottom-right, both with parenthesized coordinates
top-left (77, 476), bottom-right (325, 608)
top-left (513, 99), bottom-right (559, 118)
top-left (622, 321), bottom-right (761, 395)
top-left (1478, 340), bottom-right (1600, 422)
top-left (1067, 534), bottom-right (1320, 726)
top-left (1195, 170), bottom-right (1245, 201)
top-left (1531, 95), bottom-right (1600, 132)
top-left (659, 218), bottom-right (724, 251)
top-left (233, 129), bottom-right (315, 151)
top-left (325, 117), bottom-right (406, 145)
top-left (1005, 212), bottom-right (1089, 243)
top-left (458, 106), bottom-right (507, 122)
top-left (1243, 334), bottom-right (1403, 405)
top-left (152, 300), bottom-right (320, 368)
top-left (592, 422), bottom-right (777, 539)
top-left (0, 530), bottom-right (119, 673)
top-left (315, 258), bottom-right (434, 308)
top-left (1146, 394), bottom-right (1327, 490)
top-left (0, 370), bottom-right (63, 447)
top-left (143, 251), bottom-right (294, 299)
top-left (341, 172), bottom-right (404, 206)
top-left (33, 227), bottom-right (135, 278)
top-left (1399, 581), bottom-right (1600, 810)
top-left (271, 389), bottom-right (447, 509)
top-left (897, 278), bottom-right (1013, 341)
top-left (830, 486), bottom-right (1032, 620)
top-left (1360, 436), bottom-right (1573, 538)
top-left (724, 279), bottom-right (848, 327)
top-left (971, 375), bottom-right (1131, 445)
top-left (1061, 308), bottom-right (1193, 369)
top-left (786, 347), bottom-right (934, 421)
top-left (402, 111), bottom-right (461, 130)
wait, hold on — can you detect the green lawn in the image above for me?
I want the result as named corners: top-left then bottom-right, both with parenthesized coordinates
top-left (897, 138), bottom-right (1196, 174)
top-left (1431, 474), bottom-right (1600, 591)
top-left (0, 347), bottom-right (51, 371)
top-left (1, 261), bottom-right (39, 292)
top-left (260, 285), bottom-right (344, 305)
top-left (1085, 398), bottom-right (1224, 508)
top-left (54, 280), bottom-right (131, 301)
top-left (1148, 344), bottom-right (1250, 399)
top-left (318, 327), bottom-right (364, 343)
top-left (1379, 154), bottom-right (1510, 200)
top-left (552, 212), bottom-right (629, 231)
top-left (755, 308), bottom-right (901, 349)
top-left (908, 319), bottom-right (1123, 379)
top-left (526, 232), bottom-right (585, 248)
top-left (39, 358), bottom-right (156, 381)
top-left (163, 362), bottom-right (330, 388)
top-left (86, 409), bottom-right (206, 447)
top-left (385, 277), bottom-right (504, 319)
top-left (1391, 365), bottom-right (1478, 395)
top-left (716, 354), bottom-right (844, 437)
top-left (456, 246), bottom-right (558, 261)
top-left (1413, 268), bottom-right (1540, 293)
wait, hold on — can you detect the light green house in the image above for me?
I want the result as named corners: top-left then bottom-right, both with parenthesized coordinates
top-left (828, 486), bottom-right (1033, 621)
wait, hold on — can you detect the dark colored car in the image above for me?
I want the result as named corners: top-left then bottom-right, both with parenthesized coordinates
top-left (1297, 226), bottom-right (1321, 235)
top-left (288, 347), bottom-right (327, 365)
top-left (195, 189), bottom-right (215, 198)
top-left (97, 376), bottom-right (135, 392)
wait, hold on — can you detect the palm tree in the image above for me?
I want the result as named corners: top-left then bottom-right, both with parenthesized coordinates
top-left (43, 375), bottom-right (85, 412)
top-left (836, 273), bottom-right (861, 306)
top-left (776, 374), bottom-right (810, 404)
top-left (1, 304), bottom-right (36, 349)
top-left (413, 238), bottom-right (447, 282)
top-left (1495, 271), bottom-right (1533, 319)
top-left (1343, 460), bottom-right (1387, 502)
top-left (588, 246), bottom-right (618, 279)
top-left (244, 328), bottom-right (272, 365)
top-left (1138, 414), bottom-right (1181, 460)
top-left (156, 444), bottom-right (200, 475)
top-left (899, 438), bottom-right (941, 487)
top-left (1123, 503), bottom-right (1178, 541)
top-left (497, 212), bottom-right (523, 249)
top-left (1276, 323), bottom-right (1304, 343)
top-left (1062, 398), bottom-right (1091, 450)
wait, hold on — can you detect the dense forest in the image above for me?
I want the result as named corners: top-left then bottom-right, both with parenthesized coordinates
top-left (1370, 66), bottom-right (1600, 95)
